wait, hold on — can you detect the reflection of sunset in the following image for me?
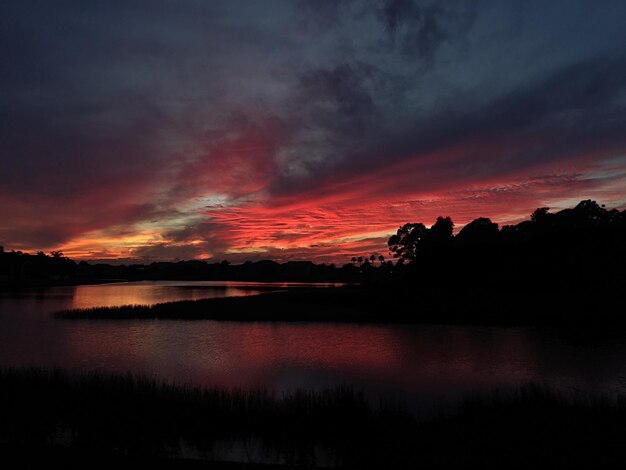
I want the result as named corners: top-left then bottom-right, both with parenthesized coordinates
top-left (56, 318), bottom-right (579, 397)
top-left (227, 323), bottom-right (403, 371)
top-left (70, 283), bottom-right (262, 309)
top-left (6, 282), bottom-right (626, 402)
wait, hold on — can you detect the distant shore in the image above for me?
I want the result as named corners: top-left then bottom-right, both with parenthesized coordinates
top-left (0, 278), bottom-right (128, 292)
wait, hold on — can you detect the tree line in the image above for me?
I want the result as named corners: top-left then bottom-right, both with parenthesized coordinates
top-left (381, 199), bottom-right (626, 303)
top-left (2, 199), bottom-right (624, 288)
top-left (387, 199), bottom-right (626, 262)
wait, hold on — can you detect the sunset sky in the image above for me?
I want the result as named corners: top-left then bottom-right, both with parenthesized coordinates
top-left (2, 0), bottom-right (626, 263)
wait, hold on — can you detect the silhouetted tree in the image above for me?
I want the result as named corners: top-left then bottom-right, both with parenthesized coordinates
top-left (575, 199), bottom-right (603, 218)
top-left (424, 216), bottom-right (454, 249)
top-left (388, 223), bottom-right (427, 260)
top-left (530, 207), bottom-right (551, 223)
top-left (456, 218), bottom-right (499, 245)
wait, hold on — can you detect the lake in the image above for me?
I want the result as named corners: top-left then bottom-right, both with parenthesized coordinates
top-left (1, 281), bottom-right (626, 411)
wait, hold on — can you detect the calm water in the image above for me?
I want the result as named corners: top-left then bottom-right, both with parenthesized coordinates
top-left (1, 281), bottom-right (626, 410)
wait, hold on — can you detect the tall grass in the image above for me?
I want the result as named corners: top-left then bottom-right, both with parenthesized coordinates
top-left (1, 368), bottom-right (625, 467)
top-left (0, 368), bottom-right (413, 467)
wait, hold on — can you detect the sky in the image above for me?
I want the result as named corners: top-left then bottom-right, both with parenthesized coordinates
top-left (2, 0), bottom-right (626, 264)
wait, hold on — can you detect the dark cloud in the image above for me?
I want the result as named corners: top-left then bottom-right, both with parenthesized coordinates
top-left (379, 0), bottom-right (450, 60)
top-left (129, 242), bottom-right (205, 262)
top-left (300, 64), bottom-right (376, 127)
top-left (271, 53), bottom-right (626, 200)
top-left (296, 0), bottom-right (349, 30)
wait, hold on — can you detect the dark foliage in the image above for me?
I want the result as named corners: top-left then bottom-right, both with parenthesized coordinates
top-left (455, 216), bottom-right (499, 245)
top-left (387, 223), bottom-right (428, 261)
top-left (389, 199), bottom-right (626, 292)
top-left (1, 368), bottom-right (625, 468)
top-left (384, 200), bottom-right (626, 326)
top-left (389, 199), bottom-right (626, 259)
top-left (0, 249), bottom-right (77, 286)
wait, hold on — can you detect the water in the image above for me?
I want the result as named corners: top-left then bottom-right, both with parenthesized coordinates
top-left (1, 281), bottom-right (626, 411)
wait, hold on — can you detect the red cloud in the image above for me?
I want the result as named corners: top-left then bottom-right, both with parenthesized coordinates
top-left (5, 128), bottom-right (626, 263)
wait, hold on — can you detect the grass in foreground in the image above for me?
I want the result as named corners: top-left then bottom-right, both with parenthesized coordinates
top-left (1, 368), bottom-right (625, 468)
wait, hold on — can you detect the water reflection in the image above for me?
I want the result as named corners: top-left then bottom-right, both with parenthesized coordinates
top-left (1, 281), bottom-right (626, 411)
top-left (71, 283), bottom-right (264, 309)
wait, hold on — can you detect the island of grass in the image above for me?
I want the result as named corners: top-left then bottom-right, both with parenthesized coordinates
top-left (54, 282), bottom-right (624, 329)
top-left (1, 367), bottom-right (625, 468)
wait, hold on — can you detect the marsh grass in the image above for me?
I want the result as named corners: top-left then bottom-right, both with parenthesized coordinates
top-left (1, 368), bottom-right (625, 467)
top-left (54, 285), bottom-right (626, 331)
top-left (53, 289), bottom-right (369, 322)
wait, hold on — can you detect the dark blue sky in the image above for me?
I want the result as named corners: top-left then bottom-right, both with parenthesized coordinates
top-left (2, 0), bottom-right (626, 262)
